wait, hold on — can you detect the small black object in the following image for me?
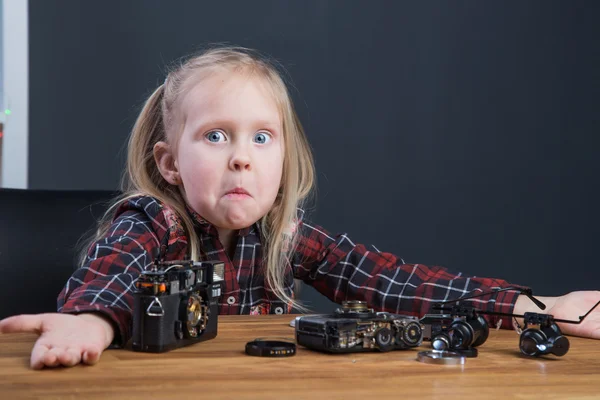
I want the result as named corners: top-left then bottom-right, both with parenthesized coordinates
top-left (245, 339), bottom-right (297, 357)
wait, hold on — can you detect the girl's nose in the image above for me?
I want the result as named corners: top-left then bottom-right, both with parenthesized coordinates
top-left (229, 147), bottom-right (252, 171)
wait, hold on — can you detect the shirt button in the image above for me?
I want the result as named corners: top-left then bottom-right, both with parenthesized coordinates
top-left (226, 296), bottom-right (236, 305)
top-left (274, 306), bottom-right (284, 315)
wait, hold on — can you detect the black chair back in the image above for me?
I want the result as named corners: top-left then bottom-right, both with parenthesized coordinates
top-left (0, 189), bottom-right (117, 319)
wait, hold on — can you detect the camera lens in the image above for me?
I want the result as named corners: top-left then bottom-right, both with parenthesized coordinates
top-left (182, 294), bottom-right (207, 338)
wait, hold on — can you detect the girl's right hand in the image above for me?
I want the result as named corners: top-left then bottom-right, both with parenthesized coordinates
top-left (0, 312), bottom-right (115, 369)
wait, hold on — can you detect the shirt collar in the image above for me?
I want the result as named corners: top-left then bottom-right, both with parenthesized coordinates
top-left (185, 203), bottom-right (258, 238)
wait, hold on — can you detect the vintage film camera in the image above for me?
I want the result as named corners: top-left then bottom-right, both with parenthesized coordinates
top-left (132, 258), bottom-right (225, 353)
top-left (295, 300), bottom-right (424, 353)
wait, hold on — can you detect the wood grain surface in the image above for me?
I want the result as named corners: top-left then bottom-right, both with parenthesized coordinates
top-left (1, 315), bottom-right (599, 399)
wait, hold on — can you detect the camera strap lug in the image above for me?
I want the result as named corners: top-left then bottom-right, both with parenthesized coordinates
top-left (146, 297), bottom-right (165, 317)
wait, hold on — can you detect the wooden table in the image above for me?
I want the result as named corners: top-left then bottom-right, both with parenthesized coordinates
top-left (1, 315), bottom-right (599, 399)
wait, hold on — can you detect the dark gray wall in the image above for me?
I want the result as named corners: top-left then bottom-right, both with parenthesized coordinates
top-left (29, 1), bottom-right (599, 306)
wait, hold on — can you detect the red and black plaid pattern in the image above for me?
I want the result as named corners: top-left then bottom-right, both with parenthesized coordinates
top-left (58, 196), bottom-right (523, 346)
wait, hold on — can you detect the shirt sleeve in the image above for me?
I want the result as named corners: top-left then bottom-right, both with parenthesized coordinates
top-left (57, 210), bottom-right (161, 347)
top-left (292, 219), bottom-right (526, 330)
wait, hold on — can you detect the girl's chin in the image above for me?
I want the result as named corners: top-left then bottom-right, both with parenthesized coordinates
top-left (221, 213), bottom-right (261, 230)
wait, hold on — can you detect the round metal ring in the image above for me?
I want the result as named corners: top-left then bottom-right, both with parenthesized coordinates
top-left (416, 350), bottom-right (466, 365)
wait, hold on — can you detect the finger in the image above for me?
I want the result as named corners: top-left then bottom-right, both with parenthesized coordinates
top-left (30, 342), bottom-right (50, 370)
top-left (57, 348), bottom-right (81, 368)
top-left (82, 347), bottom-right (102, 365)
top-left (42, 347), bottom-right (63, 368)
top-left (0, 314), bottom-right (44, 334)
top-left (585, 326), bottom-right (600, 340)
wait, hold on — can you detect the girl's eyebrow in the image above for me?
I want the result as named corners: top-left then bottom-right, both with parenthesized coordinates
top-left (190, 117), bottom-right (281, 133)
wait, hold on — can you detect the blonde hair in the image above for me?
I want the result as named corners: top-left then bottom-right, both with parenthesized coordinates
top-left (81, 46), bottom-right (315, 309)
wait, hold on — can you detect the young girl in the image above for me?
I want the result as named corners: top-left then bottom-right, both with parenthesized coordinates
top-left (0, 47), bottom-right (598, 369)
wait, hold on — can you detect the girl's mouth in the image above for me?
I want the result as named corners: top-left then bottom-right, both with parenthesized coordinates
top-left (224, 187), bottom-right (251, 198)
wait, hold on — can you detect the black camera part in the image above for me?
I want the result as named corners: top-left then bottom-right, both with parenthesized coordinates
top-left (420, 307), bottom-right (489, 358)
top-left (484, 297), bottom-right (600, 358)
top-left (131, 259), bottom-right (225, 353)
top-left (421, 286), bottom-right (551, 358)
top-left (439, 287), bottom-right (600, 358)
top-left (518, 300), bottom-right (600, 357)
top-left (295, 301), bottom-right (423, 353)
top-left (515, 312), bottom-right (570, 357)
top-left (245, 338), bottom-right (297, 357)
top-left (519, 328), bottom-right (569, 357)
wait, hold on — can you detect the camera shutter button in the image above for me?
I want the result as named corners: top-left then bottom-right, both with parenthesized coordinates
top-left (227, 296), bottom-right (236, 305)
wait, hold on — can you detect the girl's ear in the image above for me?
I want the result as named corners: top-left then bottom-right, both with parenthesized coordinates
top-left (153, 141), bottom-right (181, 185)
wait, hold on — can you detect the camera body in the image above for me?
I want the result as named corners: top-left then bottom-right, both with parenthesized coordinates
top-left (295, 301), bottom-right (423, 353)
top-left (420, 304), bottom-right (489, 357)
top-left (132, 259), bottom-right (224, 353)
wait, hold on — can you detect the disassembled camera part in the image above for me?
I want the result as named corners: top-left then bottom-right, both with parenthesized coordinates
top-left (295, 301), bottom-right (424, 353)
top-left (416, 350), bottom-right (466, 365)
top-left (131, 258), bottom-right (225, 353)
top-left (418, 286), bottom-right (548, 358)
top-left (426, 286), bottom-right (600, 358)
top-left (290, 315), bottom-right (319, 328)
top-left (511, 297), bottom-right (599, 357)
top-left (245, 338), bottom-right (297, 357)
top-left (516, 313), bottom-right (570, 357)
top-left (420, 305), bottom-right (489, 358)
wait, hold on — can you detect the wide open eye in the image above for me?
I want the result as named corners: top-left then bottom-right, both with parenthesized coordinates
top-left (253, 131), bottom-right (272, 144)
top-left (205, 130), bottom-right (226, 143)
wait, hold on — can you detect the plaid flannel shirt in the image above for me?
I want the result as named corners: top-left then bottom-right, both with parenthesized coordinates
top-left (58, 196), bottom-right (524, 346)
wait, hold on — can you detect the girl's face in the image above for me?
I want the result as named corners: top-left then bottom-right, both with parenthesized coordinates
top-left (172, 72), bottom-right (284, 230)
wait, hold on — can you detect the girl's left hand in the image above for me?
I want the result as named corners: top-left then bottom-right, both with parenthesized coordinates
top-left (545, 291), bottom-right (600, 339)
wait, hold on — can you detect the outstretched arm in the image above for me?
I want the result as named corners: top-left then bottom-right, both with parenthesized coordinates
top-left (514, 291), bottom-right (600, 339)
top-left (292, 219), bottom-right (524, 329)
